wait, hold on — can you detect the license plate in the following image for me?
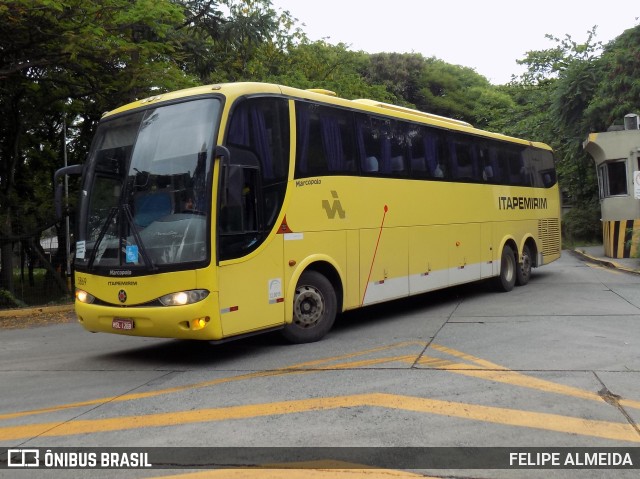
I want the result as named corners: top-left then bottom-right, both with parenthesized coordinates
top-left (112, 318), bottom-right (134, 330)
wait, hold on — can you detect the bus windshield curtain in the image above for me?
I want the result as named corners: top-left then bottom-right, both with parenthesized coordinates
top-left (251, 108), bottom-right (273, 179)
top-left (227, 103), bottom-right (274, 179)
top-left (295, 104), bottom-right (310, 174)
top-left (380, 135), bottom-right (391, 174)
top-left (320, 116), bottom-right (344, 172)
top-left (423, 133), bottom-right (438, 176)
top-left (355, 117), bottom-right (368, 172)
top-left (228, 107), bottom-right (249, 145)
top-left (470, 145), bottom-right (479, 179)
top-left (489, 148), bottom-right (502, 183)
top-left (448, 139), bottom-right (459, 178)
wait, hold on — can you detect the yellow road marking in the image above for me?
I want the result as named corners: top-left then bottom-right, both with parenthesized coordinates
top-left (414, 345), bottom-right (640, 410)
top-left (151, 464), bottom-right (434, 479)
top-left (0, 341), bottom-right (425, 421)
top-left (1, 393), bottom-right (638, 443)
top-left (2, 341), bottom-right (640, 446)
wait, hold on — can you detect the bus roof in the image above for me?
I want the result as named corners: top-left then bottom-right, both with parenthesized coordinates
top-left (104, 82), bottom-right (553, 151)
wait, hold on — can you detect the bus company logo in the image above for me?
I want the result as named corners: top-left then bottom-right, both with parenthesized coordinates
top-left (118, 290), bottom-right (127, 303)
top-left (295, 178), bottom-right (321, 187)
top-left (8, 449), bottom-right (39, 468)
top-left (322, 190), bottom-right (346, 219)
top-left (498, 196), bottom-right (548, 210)
top-left (109, 269), bottom-right (132, 276)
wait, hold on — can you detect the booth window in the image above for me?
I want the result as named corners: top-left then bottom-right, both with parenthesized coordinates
top-left (598, 160), bottom-right (628, 198)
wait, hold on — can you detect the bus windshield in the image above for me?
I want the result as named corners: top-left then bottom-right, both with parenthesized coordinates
top-left (75, 98), bottom-right (220, 273)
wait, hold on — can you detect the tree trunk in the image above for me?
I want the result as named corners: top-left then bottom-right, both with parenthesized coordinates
top-left (0, 240), bottom-right (14, 293)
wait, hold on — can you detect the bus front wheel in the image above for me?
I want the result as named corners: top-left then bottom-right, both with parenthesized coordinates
top-left (283, 270), bottom-right (337, 344)
top-left (495, 245), bottom-right (516, 292)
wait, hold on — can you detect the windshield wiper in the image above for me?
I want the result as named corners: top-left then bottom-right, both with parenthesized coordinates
top-left (122, 204), bottom-right (156, 271)
top-left (87, 206), bottom-right (118, 270)
top-left (86, 204), bottom-right (156, 271)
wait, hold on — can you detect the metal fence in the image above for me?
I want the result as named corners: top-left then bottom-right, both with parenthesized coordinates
top-left (0, 238), bottom-right (72, 309)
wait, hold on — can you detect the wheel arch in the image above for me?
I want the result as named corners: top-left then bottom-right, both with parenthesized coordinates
top-left (521, 235), bottom-right (539, 267)
top-left (498, 236), bottom-right (519, 261)
top-left (285, 256), bottom-right (345, 323)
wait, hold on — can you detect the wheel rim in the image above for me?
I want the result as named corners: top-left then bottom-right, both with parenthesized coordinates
top-left (504, 253), bottom-right (515, 282)
top-left (521, 250), bottom-right (531, 280)
top-left (293, 284), bottom-right (324, 328)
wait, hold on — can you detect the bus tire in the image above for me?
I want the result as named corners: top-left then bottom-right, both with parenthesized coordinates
top-left (495, 245), bottom-right (516, 292)
top-left (516, 244), bottom-right (532, 286)
top-left (282, 270), bottom-right (337, 344)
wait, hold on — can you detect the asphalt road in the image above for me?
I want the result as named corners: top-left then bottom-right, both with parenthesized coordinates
top-left (1, 252), bottom-right (640, 478)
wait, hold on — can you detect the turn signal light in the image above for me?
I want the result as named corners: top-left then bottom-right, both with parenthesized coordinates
top-left (191, 317), bottom-right (209, 331)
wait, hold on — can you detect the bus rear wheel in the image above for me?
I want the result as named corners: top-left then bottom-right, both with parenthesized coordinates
top-left (282, 270), bottom-right (337, 344)
top-left (516, 244), bottom-right (532, 286)
top-left (495, 245), bottom-right (516, 292)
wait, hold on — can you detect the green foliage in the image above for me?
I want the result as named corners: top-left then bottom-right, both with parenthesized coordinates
top-left (561, 199), bottom-right (602, 245)
top-left (0, 289), bottom-right (27, 309)
top-left (585, 25), bottom-right (640, 130)
top-left (266, 41), bottom-right (398, 102)
top-left (504, 25), bottom-right (638, 211)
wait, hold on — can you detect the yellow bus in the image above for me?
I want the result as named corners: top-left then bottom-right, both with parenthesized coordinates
top-left (55, 82), bottom-right (561, 344)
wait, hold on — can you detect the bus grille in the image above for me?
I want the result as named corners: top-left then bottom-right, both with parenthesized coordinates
top-left (538, 218), bottom-right (561, 256)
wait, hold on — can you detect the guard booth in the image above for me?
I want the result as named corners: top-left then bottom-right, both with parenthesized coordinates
top-left (584, 113), bottom-right (640, 258)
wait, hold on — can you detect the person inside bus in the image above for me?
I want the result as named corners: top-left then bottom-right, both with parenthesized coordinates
top-left (180, 191), bottom-right (196, 213)
top-left (364, 156), bottom-right (378, 172)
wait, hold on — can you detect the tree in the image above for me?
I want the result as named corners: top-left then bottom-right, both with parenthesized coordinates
top-left (178, 0), bottom-right (305, 83)
top-left (504, 25), bottom-right (640, 242)
top-left (504, 28), bottom-right (604, 202)
top-left (264, 40), bottom-right (397, 102)
top-left (363, 53), bottom-right (506, 126)
top-left (0, 0), bottom-right (195, 294)
top-left (585, 25), bottom-right (640, 130)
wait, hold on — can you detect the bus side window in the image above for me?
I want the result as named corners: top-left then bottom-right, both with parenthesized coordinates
top-left (356, 115), bottom-right (379, 175)
top-left (428, 130), bottom-right (447, 179)
top-left (218, 165), bottom-right (261, 259)
top-left (356, 115), bottom-right (406, 177)
top-left (222, 97), bottom-right (290, 260)
top-left (507, 149), bottom-right (531, 186)
top-left (295, 103), bottom-right (356, 177)
top-left (448, 134), bottom-right (478, 182)
top-left (406, 125), bottom-right (428, 179)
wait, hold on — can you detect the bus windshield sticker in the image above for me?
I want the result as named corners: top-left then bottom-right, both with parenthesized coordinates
top-left (126, 245), bottom-right (139, 263)
top-left (76, 241), bottom-right (86, 259)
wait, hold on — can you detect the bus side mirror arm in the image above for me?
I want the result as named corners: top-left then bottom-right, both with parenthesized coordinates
top-left (215, 145), bottom-right (231, 206)
top-left (54, 164), bottom-right (84, 219)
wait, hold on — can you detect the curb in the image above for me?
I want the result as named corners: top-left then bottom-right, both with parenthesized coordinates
top-left (571, 249), bottom-right (640, 275)
top-left (0, 303), bottom-right (74, 319)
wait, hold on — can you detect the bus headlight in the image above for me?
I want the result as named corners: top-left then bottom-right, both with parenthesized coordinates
top-left (159, 289), bottom-right (209, 306)
top-left (76, 289), bottom-right (95, 304)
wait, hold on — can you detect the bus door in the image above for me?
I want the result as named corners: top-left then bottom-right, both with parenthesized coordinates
top-left (216, 96), bottom-right (291, 338)
top-left (217, 164), bottom-right (285, 337)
